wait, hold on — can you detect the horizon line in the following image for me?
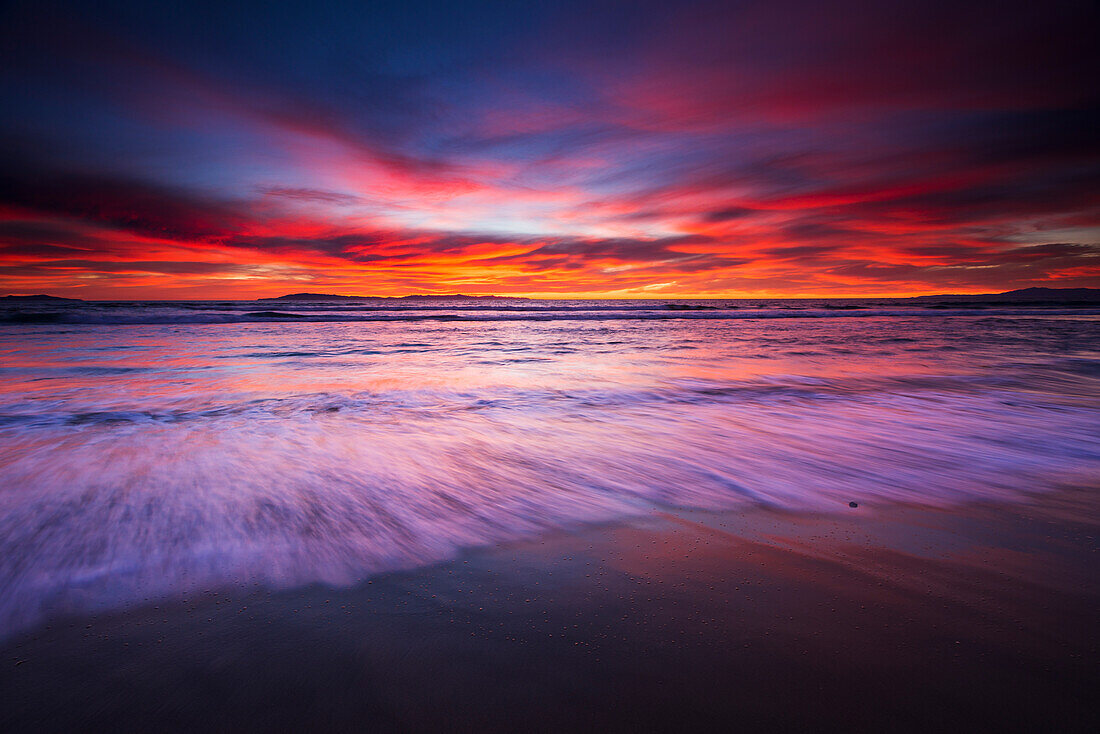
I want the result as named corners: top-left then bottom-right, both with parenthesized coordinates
top-left (5, 285), bottom-right (1098, 302)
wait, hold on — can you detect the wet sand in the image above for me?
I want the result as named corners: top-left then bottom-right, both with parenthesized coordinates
top-left (2, 495), bottom-right (1097, 733)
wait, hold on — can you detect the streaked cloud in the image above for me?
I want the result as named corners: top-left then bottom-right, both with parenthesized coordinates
top-left (0, 0), bottom-right (1096, 298)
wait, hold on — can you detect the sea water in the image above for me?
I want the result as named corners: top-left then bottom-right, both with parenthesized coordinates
top-left (1, 298), bottom-right (1098, 635)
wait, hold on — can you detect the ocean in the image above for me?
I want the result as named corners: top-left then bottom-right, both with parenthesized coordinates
top-left (1, 297), bottom-right (1098, 637)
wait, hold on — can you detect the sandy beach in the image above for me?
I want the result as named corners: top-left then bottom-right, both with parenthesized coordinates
top-left (3, 492), bottom-right (1096, 733)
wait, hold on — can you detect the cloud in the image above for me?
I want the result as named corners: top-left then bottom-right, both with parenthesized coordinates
top-left (0, 164), bottom-right (247, 243)
top-left (256, 187), bottom-right (363, 205)
top-left (0, 0), bottom-right (1097, 297)
top-left (0, 260), bottom-right (251, 276)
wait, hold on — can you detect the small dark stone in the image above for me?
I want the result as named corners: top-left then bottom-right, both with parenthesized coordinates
top-left (848, 501), bottom-right (859, 508)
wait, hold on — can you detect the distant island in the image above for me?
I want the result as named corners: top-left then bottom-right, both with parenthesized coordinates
top-left (0, 294), bottom-right (84, 303)
top-left (909, 287), bottom-right (1100, 303)
top-left (258, 293), bottom-right (529, 301)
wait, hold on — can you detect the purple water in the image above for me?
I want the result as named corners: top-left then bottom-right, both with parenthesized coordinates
top-left (1, 299), bottom-right (1098, 636)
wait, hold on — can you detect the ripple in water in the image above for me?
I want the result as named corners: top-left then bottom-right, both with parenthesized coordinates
top-left (0, 310), bottom-right (1097, 636)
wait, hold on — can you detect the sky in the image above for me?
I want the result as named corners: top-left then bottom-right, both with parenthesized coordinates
top-left (0, 0), bottom-right (1098, 299)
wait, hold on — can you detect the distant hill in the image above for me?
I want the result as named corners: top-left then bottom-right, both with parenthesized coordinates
top-left (259, 293), bottom-right (526, 301)
top-left (910, 287), bottom-right (1100, 303)
top-left (1, 294), bottom-right (84, 303)
top-left (259, 293), bottom-right (366, 301)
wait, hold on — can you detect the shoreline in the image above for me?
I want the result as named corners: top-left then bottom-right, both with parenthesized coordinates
top-left (2, 494), bottom-right (1097, 732)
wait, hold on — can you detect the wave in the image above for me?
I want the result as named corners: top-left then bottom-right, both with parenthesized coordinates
top-left (1, 307), bottom-right (1096, 639)
top-left (1, 373), bottom-right (1098, 638)
top-left (0, 371), bottom-right (1089, 428)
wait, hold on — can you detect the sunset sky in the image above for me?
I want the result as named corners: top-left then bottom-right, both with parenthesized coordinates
top-left (1, 0), bottom-right (1098, 299)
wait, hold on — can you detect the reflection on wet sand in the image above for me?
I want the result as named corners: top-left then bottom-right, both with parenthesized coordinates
top-left (2, 497), bottom-right (1096, 732)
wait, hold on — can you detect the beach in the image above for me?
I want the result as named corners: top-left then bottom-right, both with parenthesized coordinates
top-left (3, 493), bottom-right (1097, 732)
top-left (0, 299), bottom-right (1098, 731)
